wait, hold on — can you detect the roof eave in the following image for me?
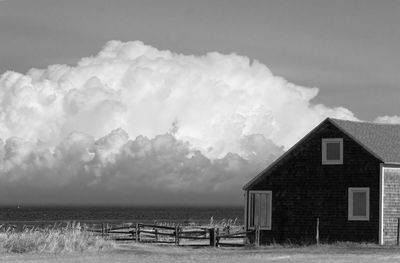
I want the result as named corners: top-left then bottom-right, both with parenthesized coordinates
top-left (382, 161), bottom-right (400, 166)
top-left (242, 117), bottom-right (332, 190)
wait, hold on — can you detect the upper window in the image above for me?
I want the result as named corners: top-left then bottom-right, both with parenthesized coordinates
top-left (322, 138), bottom-right (343, 165)
top-left (348, 187), bottom-right (370, 221)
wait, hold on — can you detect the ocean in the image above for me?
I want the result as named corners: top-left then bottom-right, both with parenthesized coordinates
top-left (0, 206), bottom-right (243, 227)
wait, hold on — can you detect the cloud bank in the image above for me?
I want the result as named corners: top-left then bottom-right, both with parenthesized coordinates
top-left (0, 40), bottom-right (356, 205)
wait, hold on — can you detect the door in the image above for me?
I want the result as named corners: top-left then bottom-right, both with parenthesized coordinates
top-left (248, 191), bottom-right (272, 230)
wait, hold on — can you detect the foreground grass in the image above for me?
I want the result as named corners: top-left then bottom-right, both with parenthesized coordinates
top-left (0, 222), bottom-right (115, 253)
top-left (0, 218), bottom-right (240, 254)
top-left (3, 222), bottom-right (400, 262)
top-left (4, 243), bottom-right (400, 263)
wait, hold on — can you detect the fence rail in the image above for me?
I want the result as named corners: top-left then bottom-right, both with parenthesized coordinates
top-left (84, 222), bottom-right (252, 247)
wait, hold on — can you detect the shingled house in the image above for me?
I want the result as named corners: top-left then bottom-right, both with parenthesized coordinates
top-left (243, 118), bottom-right (400, 245)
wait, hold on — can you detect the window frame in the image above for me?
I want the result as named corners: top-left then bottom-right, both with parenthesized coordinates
top-left (322, 138), bottom-right (343, 165)
top-left (348, 187), bottom-right (370, 221)
top-left (248, 190), bottom-right (272, 230)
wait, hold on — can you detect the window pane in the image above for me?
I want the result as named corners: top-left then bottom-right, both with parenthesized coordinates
top-left (353, 192), bottom-right (367, 216)
top-left (326, 142), bottom-right (341, 160)
top-left (265, 193), bottom-right (271, 228)
top-left (254, 194), bottom-right (260, 226)
top-left (260, 194), bottom-right (267, 227)
top-left (249, 194), bottom-right (255, 227)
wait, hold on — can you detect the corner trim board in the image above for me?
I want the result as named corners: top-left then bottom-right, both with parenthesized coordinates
top-left (379, 163), bottom-right (384, 245)
top-left (244, 190), bottom-right (248, 231)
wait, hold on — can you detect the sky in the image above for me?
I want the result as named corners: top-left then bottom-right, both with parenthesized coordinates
top-left (0, 0), bottom-right (399, 205)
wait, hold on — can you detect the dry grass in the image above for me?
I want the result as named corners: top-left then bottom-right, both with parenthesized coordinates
top-left (4, 242), bottom-right (400, 263)
top-left (0, 222), bottom-right (115, 254)
top-left (3, 221), bottom-right (400, 263)
top-left (0, 217), bottom-right (242, 255)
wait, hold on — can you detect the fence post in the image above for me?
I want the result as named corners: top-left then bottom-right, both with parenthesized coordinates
top-left (209, 228), bottom-right (217, 247)
top-left (101, 223), bottom-right (104, 238)
top-left (154, 228), bottom-right (158, 242)
top-left (397, 218), bottom-right (400, 246)
top-left (135, 223), bottom-right (140, 243)
top-left (316, 217), bottom-right (320, 245)
top-left (178, 226), bottom-right (181, 245)
top-left (175, 226), bottom-right (180, 246)
top-left (255, 225), bottom-right (261, 246)
top-left (216, 228), bottom-right (220, 247)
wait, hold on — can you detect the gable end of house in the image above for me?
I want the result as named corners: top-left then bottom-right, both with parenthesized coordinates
top-left (243, 118), bottom-right (385, 190)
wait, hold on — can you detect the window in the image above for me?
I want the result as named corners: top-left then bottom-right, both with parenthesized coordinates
top-left (322, 138), bottom-right (343, 164)
top-left (248, 191), bottom-right (272, 229)
top-left (348, 187), bottom-right (369, 221)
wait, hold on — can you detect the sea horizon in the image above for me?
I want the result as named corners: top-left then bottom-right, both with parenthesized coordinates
top-left (0, 205), bottom-right (244, 226)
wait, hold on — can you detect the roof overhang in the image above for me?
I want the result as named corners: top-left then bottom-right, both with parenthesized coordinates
top-left (243, 118), bottom-right (331, 190)
top-left (242, 117), bottom-right (386, 190)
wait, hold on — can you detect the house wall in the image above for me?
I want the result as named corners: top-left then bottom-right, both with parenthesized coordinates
top-left (382, 166), bottom-right (400, 244)
top-left (247, 121), bottom-right (381, 244)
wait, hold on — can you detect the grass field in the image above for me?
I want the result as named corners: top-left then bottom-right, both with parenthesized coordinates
top-left (2, 223), bottom-right (400, 262)
top-left (0, 222), bottom-right (115, 254)
top-left (3, 243), bottom-right (400, 263)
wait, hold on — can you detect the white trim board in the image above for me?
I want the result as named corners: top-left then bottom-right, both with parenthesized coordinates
top-left (322, 138), bottom-right (343, 165)
top-left (244, 191), bottom-right (248, 231)
top-left (379, 163), bottom-right (384, 245)
top-left (348, 187), bottom-right (370, 221)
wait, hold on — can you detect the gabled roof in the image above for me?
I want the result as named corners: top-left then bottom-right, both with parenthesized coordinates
top-left (243, 118), bottom-right (400, 190)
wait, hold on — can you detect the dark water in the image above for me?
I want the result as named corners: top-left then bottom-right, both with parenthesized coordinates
top-left (0, 206), bottom-right (243, 226)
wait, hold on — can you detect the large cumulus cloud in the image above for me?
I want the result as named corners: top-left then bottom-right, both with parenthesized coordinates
top-left (0, 129), bottom-right (282, 205)
top-left (0, 40), bottom-right (356, 205)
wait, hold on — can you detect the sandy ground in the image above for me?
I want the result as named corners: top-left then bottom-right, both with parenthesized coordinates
top-left (3, 243), bottom-right (400, 263)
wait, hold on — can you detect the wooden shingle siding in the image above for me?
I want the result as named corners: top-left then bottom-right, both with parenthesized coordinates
top-left (383, 167), bottom-right (400, 244)
top-left (249, 121), bottom-right (381, 244)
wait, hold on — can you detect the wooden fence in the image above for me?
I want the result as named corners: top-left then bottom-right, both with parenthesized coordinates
top-left (86, 223), bottom-right (253, 247)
